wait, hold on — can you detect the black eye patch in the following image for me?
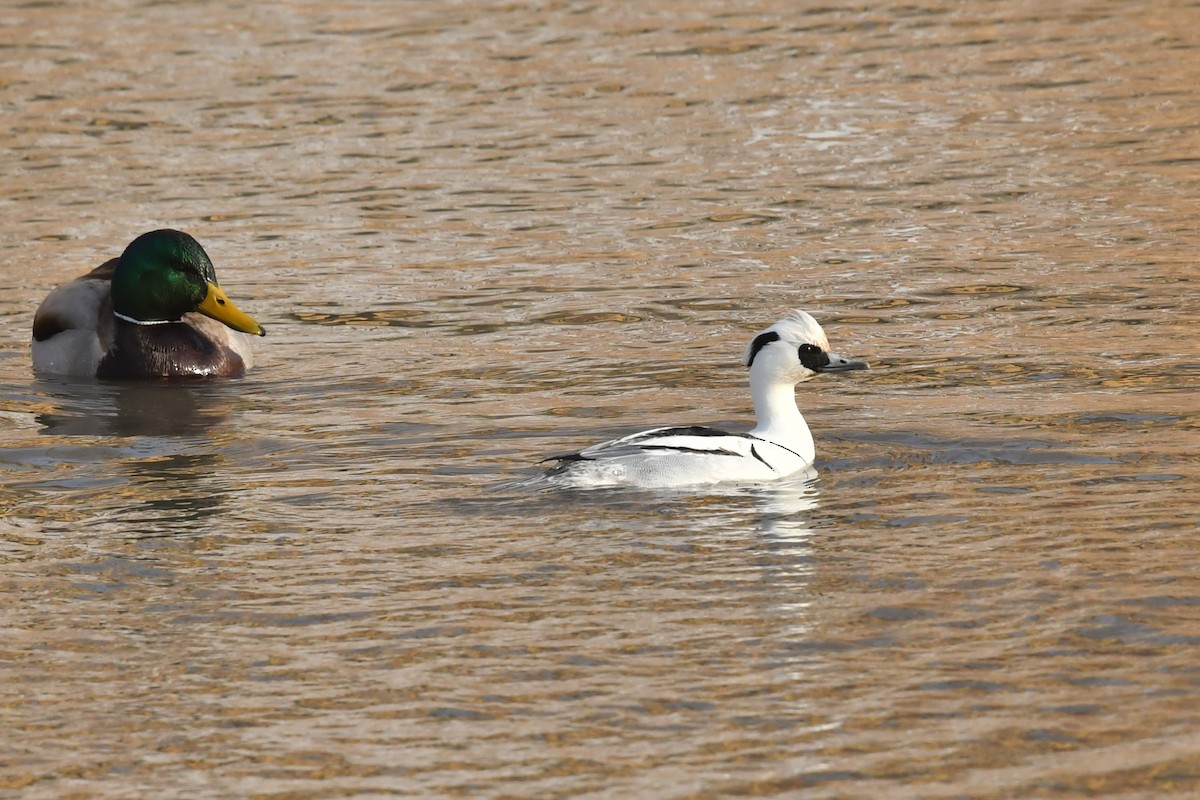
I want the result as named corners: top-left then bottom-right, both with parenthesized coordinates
top-left (745, 331), bottom-right (781, 368)
top-left (798, 343), bottom-right (830, 370)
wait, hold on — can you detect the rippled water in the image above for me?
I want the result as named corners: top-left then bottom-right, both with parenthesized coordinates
top-left (2, 1), bottom-right (1198, 797)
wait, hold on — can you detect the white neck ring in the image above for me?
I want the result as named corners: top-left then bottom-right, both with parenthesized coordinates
top-left (113, 311), bottom-right (180, 326)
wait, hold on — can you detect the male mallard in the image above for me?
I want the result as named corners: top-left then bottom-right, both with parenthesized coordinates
top-left (32, 229), bottom-right (266, 379)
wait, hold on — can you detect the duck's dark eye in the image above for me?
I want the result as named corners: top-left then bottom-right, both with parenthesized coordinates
top-left (798, 343), bottom-right (830, 370)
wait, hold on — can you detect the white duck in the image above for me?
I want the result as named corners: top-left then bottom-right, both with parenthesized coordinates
top-left (542, 310), bottom-right (868, 488)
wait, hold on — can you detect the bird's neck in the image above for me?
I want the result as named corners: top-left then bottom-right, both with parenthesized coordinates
top-left (747, 377), bottom-right (814, 457)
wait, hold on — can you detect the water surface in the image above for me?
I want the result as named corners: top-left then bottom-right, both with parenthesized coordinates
top-left (2, 1), bottom-right (1198, 797)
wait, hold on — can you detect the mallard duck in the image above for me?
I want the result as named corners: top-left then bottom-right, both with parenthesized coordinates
top-left (32, 229), bottom-right (266, 379)
top-left (541, 310), bottom-right (869, 488)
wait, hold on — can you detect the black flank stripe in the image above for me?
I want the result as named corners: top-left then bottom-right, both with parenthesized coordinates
top-left (750, 444), bottom-right (776, 472)
top-left (746, 435), bottom-right (806, 462)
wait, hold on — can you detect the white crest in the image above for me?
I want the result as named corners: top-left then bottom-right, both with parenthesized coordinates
top-left (741, 309), bottom-right (830, 366)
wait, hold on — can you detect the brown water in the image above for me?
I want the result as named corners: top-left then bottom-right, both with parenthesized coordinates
top-left (2, 1), bottom-right (1199, 797)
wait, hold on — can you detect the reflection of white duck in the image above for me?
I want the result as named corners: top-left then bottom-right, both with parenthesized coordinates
top-left (543, 310), bottom-right (869, 489)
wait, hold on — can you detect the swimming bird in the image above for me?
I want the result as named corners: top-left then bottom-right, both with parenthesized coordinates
top-left (32, 229), bottom-right (266, 379)
top-left (542, 310), bottom-right (868, 488)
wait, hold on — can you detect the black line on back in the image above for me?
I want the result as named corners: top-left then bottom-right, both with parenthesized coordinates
top-left (639, 445), bottom-right (742, 457)
top-left (634, 425), bottom-right (735, 440)
top-left (540, 451), bottom-right (591, 475)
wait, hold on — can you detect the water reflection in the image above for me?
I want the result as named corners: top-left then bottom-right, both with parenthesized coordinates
top-left (22, 380), bottom-right (243, 536)
top-left (109, 451), bottom-right (230, 536)
top-left (743, 473), bottom-right (822, 641)
top-left (34, 380), bottom-right (235, 438)
top-left (4, 0), bottom-right (1200, 796)
top-left (493, 468), bottom-right (823, 635)
top-left (747, 468), bottom-right (820, 542)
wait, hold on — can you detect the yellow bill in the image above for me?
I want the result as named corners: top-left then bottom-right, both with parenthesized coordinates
top-left (197, 282), bottom-right (266, 336)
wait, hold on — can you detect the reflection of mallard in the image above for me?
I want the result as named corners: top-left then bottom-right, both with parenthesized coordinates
top-left (32, 229), bottom-right (266, 379)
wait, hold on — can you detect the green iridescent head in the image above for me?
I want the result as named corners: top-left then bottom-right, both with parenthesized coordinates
top-left (110, 229), bottom-right (264, 336)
